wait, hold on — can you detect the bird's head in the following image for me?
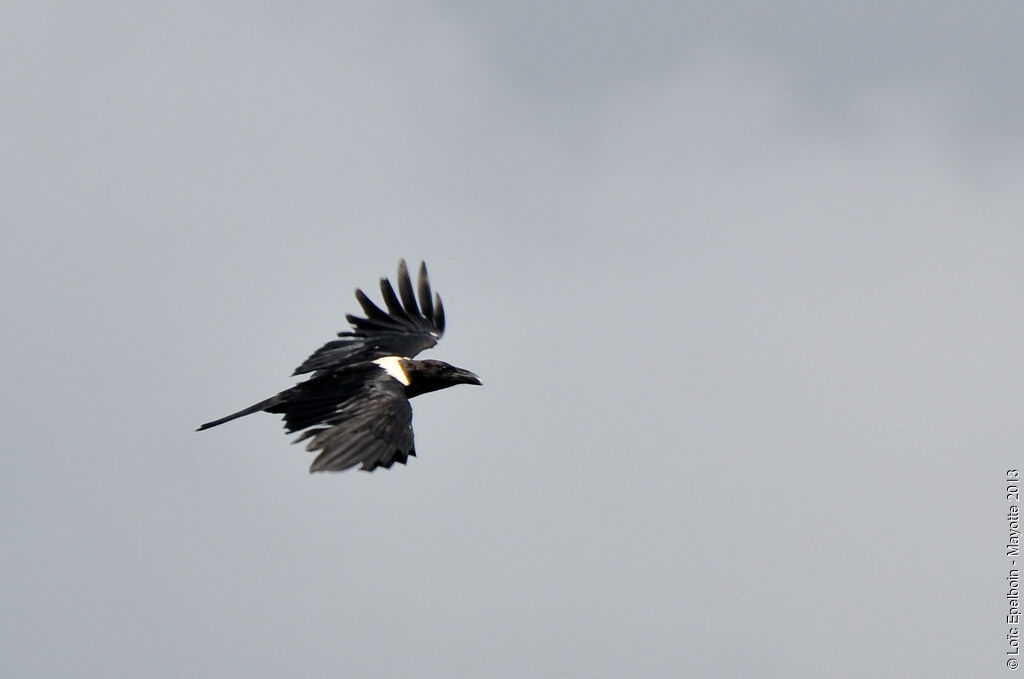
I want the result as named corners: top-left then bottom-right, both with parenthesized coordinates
top-left (401, 359), bottom-right (482, 398)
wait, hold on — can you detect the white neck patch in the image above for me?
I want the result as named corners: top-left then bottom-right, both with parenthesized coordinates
top-left (373, 356), bottom-right (410, 386)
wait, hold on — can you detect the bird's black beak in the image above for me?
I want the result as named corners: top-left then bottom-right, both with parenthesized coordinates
top-left (454, 368), bottom-right (482, 386)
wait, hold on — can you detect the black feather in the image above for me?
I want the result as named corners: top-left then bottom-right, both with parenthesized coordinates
top-left (396, 260), bottom-right (419, 316)
top-left (379, 278), bottom-right (411, 321)
top-left (434, 293), bottom-right (445, 334)
top-left (418, 262), bottom-right (434, 320)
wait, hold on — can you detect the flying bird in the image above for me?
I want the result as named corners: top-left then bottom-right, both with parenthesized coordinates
top-left (197, 260), bottom-right (481, 472)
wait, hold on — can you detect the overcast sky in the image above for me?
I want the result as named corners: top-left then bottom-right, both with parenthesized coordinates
top-left (2, 2), bottom-right (1022, 677)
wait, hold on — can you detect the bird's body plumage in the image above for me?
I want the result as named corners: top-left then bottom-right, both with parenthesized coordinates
top-left (198, 261), bottom-right (480, 472)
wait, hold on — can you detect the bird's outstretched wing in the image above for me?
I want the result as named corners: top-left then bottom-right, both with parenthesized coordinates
top-left (292, 260), bottom-right (445, 376)
top-left (280, 366), bottom-right (416, 472)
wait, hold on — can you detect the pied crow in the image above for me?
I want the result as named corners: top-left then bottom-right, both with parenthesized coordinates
top-left (198, 260), bottom-right (481, 472)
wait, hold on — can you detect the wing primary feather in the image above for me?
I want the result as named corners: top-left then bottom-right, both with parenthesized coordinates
top-left (379, 278), bottom-right (410, 320)
top-left (434, 293), bottom-right (445, 334)
top-left (352, 290), bottom-right (405, 332)
top-left (354, 289), bottom-right (397, 325)
top-left (417, 262), bottom-right (434, 320)
top-left (396, 259), bottom-right (419, 316)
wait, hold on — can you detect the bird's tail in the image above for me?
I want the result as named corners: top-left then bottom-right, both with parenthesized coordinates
top-left (196, 394), bottom-right (285, 431)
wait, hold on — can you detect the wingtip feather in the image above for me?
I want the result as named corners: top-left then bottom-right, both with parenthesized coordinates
top-left (417, 261), bottom-right (434, 319)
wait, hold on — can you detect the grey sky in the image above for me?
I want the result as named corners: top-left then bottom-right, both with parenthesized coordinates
top-left (2, 2), bottom-right (1021, 677)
